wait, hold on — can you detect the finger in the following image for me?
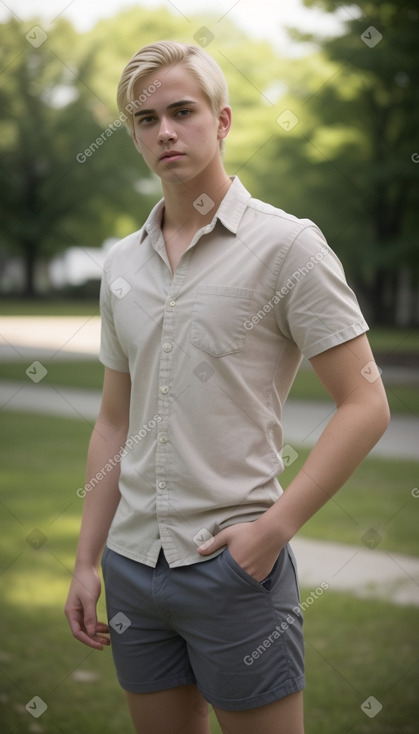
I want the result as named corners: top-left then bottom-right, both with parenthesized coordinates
top-left (66, 614), bottom-right (106, 649)
top-left (73, 628), bottom-right (109, 650)
top-left (197, 530), bottom-right (227, 555)
top-left (96, 621), bottom-right (110, 634)
top-left (92, 632), bottom-right (111, 646)
top-left (82, 601), bottom-right (99, 637)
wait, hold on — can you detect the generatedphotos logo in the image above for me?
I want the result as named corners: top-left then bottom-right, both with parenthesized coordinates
top-left (243, 581), bottom-right (329, 666)
top-left (244, 244), bottom-right (329, 331)
top-left (76, 80), bottom-right (161, 164)
top-left (76, 415), bottom-right (161, 498)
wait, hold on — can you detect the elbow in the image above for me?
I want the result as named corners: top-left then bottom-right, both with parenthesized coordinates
top-left (372, 393), bottom-right (391, 441)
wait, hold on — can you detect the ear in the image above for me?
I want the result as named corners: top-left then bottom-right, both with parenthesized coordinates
top-left (217, 105), bottom-right (232, 142)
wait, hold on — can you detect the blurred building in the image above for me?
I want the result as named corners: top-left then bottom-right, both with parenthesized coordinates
top-left (0, 239), bottom-right (117, 295)
top-left (48, 238), bottom-right (117, 289)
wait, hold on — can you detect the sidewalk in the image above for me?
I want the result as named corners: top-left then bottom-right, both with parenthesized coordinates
top-left (0, 315), bottom-right (100, 358)
top-left (291, 536), bottom-right (419, 607)
top-left (1, 316), bottom-right (419, 606)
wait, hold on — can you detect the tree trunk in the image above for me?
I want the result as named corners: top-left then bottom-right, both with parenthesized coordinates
top-left (371, 267), bottom-right (398, 325)
top-left (22, 238), bottom-right (38, 298)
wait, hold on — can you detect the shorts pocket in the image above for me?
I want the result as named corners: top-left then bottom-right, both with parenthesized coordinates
top-left (286, 544), bottom-right (301, 602)
top-left (190, 284), bottom-right (253, 357)
top-left (222, 548), bottom-right (278, 593)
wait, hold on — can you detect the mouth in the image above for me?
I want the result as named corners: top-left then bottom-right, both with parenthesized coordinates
top-left (159, 151), bottom-right (185, 162)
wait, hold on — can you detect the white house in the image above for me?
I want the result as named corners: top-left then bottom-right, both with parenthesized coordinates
top-left (48, 238), bottom-right (118, 288)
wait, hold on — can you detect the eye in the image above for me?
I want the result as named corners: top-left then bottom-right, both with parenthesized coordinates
top-left (175, 108), bottom-right (191, 118)
top-left (138, 115), bottom-right (155, 125)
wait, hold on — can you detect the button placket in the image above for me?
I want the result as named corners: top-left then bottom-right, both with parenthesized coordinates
top-left (154, 258), bottom-right (191, 553)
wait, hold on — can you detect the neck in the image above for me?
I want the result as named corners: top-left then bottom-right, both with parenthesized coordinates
top-left (161, 158), bottom-right (232, 232)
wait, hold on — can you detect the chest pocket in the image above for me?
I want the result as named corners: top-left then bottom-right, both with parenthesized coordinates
top-left (190, 284), bottom-right (253, 357)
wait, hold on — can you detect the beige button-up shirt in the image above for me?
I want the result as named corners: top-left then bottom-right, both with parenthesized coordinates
top-left (100, 176), bottom-right (368, 567)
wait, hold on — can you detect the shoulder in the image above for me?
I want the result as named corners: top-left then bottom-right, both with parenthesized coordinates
top-left (244, 194), bottom-right (318, 243)
top-left (241, 194), bottom-right (331, 268)
top-left (101, 229), bottom-right (146, 285)
top-left (104, 229), bottom-right (143, 265)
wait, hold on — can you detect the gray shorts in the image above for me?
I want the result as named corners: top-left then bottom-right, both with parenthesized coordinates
top-left (101, 544), bottom-right (305, 711)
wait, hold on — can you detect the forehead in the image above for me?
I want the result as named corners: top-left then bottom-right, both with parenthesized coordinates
top-left (133, 63), bottom-right (211, 111)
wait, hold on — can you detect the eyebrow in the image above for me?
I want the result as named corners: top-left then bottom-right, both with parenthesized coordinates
top-left (134, 100), bottom-right (197, 117)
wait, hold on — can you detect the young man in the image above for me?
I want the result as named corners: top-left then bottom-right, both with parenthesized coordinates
top-left (65, 41), bottom-right (390, 734)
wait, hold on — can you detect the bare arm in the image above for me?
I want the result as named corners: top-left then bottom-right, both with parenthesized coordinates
top-left (199, 334), bottom-right (391, 579)
top-left (65, 367), bottom-right (131, 649)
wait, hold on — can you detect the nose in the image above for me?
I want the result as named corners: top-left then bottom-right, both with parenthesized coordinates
top-left (157, 116), bottom-right (177, 144)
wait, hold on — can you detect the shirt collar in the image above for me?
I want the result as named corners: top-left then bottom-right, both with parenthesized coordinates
top-left (213, 176), bottom-right (252, 233)
top-left (140, 176), bottom-right (251, 244)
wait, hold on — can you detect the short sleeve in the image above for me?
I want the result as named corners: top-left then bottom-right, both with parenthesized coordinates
top-left (99, 265), bottom-right (130, 373)
top-left (274, 224), bottom-right (368, 359)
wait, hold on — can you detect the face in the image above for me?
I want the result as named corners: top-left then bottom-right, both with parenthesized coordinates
top-left (131, 64), bottom-right (231, 185)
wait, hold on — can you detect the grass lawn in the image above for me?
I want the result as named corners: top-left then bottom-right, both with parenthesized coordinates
top-left (0, 299), bottom-right (99, 316)
top-left (1, 412), bottom-right (418, 733)
top-left (282, 447), bottom-right (419, 556)
top-left (0, 359), bottom-right (105, 391)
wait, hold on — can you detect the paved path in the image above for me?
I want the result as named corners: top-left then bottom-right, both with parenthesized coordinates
top-left (291, 536), bottom-right (419, 607)
top-left (283, 400), bottom-right (418, 460)
top-left (0, 315), bottom-right (100, 357)
top-left (1, 316), bottom-right (419, 606)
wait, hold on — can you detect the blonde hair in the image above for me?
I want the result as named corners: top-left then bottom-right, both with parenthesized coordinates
top-left (116, 40), bottom-right (229, 134)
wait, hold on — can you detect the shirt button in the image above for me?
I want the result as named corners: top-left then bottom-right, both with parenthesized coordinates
top-left (169, 300), bottom-right (176, 307)
top-left (160, 385), bottom-right (169, 394)
top-left (158, 481), bottom-right (167, 490)
top-left (158, 432), bottom-right (168, 443)
top-left (163, 342), bottom-right (172, 352)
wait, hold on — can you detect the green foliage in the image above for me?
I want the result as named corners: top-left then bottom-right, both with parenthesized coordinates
top-left (238, 1), bottom-right (419, 325)
top-left (288, 1), bottom-right (419, 322)
top-left (0, 8), bottom-right (283, 296)
top-left (1, 3), bottom-right (418, 323)
top-left (0, 16), bottom-right (155, 295)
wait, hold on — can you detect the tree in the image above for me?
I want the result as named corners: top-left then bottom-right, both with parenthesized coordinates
top-left (0, 17), bottom-right (152, 296)
top-left (236, 1), bottom-right (419, 325)
top-left (0, 9), bottom-right (282, 297)
top-left (281, 0), bottom-right (419, 324)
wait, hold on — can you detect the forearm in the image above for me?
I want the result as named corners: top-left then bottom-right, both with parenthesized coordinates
top-left (74, 420), bottom-right (127, 569)
top-left (260, 399), bottom-right (390, 546)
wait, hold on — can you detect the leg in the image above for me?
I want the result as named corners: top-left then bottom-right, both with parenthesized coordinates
top-left (126, 684), bottom-right (211, 734)
top-left (214, 690), bottom-right (304, 734)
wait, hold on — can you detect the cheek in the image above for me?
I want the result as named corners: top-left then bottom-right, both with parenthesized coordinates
top-left (133, 134), bottom-right (151, 157)
top-left (194, 124), bottom-right (218, 148)
top-left (132, 130), bottom-right (142, 149)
